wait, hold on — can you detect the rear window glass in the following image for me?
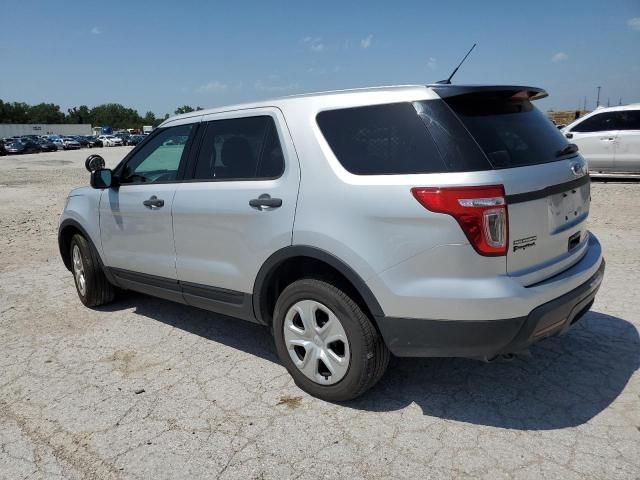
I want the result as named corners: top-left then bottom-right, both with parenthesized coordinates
top-left (316, 102), bottom-right (490, 175)
top-left (445, 93), bottom-right (570, 168)
top-left (317, 103), bottom-right (444, 175)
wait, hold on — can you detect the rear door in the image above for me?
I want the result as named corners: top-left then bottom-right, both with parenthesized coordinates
top-left (172, 108), bottom-right (300, 316)
top-left (565, 111), bottom-right (619, 172)
top-left (613, 109), bottom-right (640, 173)
top-left (443, 91), bottom-right (591, 285)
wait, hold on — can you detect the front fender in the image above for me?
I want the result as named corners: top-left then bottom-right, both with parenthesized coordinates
top-left (58, 188), bottom-right (103, 269)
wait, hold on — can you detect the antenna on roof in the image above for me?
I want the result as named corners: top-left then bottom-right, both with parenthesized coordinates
top-left (436, 43), bottom-right (477, 85)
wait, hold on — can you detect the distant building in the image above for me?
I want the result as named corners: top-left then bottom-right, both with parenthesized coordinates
top-left (0, 123), bottom-right (92, 138)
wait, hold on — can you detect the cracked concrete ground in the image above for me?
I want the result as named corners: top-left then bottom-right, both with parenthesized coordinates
top-left (1, 147), bottom-right (639, 480)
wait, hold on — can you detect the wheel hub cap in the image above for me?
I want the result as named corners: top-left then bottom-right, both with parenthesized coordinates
top-left (72, 245), bottom-right (86, 296)
top-left (283, 300), bottom-right (350, 385)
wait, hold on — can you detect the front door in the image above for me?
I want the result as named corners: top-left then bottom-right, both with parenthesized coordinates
top-left (172, 109), bottom-right (300, 317)
top-left (567, 111), bottom-right (619, 172)
top-left (99, 122), bottom-right (197, 280)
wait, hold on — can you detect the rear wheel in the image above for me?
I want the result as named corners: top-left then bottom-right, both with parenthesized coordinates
top-left (273, 278), bottom-right (389, 401)
top-left (70, 234), bottom-right (115, 307)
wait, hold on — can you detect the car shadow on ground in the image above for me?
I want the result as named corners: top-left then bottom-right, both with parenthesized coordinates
top-left (98, 292), bottom-right (280, 365)
top-left (101, 295), bottom-right (639, 430)
top-left (348, 311), bottom-right (639, 430)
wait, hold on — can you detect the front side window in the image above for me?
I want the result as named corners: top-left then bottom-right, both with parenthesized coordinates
top-left (119, 124), bottom-right (193, 184)
top-left (571, 112), bottom-right (619, 133)
top-left (192, 116), bottom-right (284, 180)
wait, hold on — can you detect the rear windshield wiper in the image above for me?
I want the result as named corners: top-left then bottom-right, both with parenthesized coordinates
top-left (556, 143), bottom-right (579, 158)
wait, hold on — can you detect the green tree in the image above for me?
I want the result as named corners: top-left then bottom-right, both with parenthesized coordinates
top-left (0, 100), bottom-right (30, 123)
top-left (27, 103), bottom-right (65, 124)
top-left (67, 105), bottom-right (92, 124)
top-left (174, 105), bottom-right (203, 115)
top-left (142, 111), bottom-right (156, 126)
top-left (89, 103), bottom-right (144, 129)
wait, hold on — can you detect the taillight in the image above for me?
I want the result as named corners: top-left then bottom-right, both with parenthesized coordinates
top-left (411, 185), bottom-right (508, 256)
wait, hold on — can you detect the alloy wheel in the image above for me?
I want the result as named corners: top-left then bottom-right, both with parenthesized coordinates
top-left (72, 244), bottom-right (86, 296)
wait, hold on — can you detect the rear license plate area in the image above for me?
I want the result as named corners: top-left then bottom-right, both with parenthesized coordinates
top-left (548, 184), bottom-right (589, 233)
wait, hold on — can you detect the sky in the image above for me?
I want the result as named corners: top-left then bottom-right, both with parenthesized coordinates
top-left (1, 0), bottom-right (639, 117)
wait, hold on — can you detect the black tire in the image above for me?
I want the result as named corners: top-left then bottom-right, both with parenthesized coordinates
top-left (273, 278), bottom-right (389, 402)
top-left (69, 234), bottom-right (115, 307)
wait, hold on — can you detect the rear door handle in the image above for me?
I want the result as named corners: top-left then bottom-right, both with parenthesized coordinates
top-left (599, 137), bottom-right (615, 141)
top-left (249, 194), bottom-right (282, 209)
top-left (143, 195), bottom-right (164, 208)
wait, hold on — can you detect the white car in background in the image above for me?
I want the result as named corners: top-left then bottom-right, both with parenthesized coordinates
top-left (562, 104), bottom-right (640, 176)
top-left (98, 135), bottom-right (124, 147)
top-left (61, 137), bottom-right (81, 150)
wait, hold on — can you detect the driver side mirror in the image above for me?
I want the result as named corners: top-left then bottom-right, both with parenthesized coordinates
top-left (565, 132), bottom-right (573, 139)
top-left (91, 169), bottom-right (113, 189)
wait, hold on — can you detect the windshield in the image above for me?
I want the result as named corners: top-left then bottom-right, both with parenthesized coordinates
top-left (443, 92), bottom-right (571, 168)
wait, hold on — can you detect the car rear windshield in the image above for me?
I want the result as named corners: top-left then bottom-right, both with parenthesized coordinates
top-left (316, 94), bottom-right (570, 175)
top-left (444, 92), bottom-right (570, 169)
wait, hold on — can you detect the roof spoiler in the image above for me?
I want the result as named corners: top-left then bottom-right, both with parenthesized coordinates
top-left (428, 84), bottom-right (548, 101)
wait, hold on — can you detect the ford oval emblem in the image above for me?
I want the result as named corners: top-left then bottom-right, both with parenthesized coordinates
top-left (570, 161), bottom-right (586, 177)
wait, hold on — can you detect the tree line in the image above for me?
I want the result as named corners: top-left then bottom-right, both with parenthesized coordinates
top-left (0, 100), bottom-right (204, 129)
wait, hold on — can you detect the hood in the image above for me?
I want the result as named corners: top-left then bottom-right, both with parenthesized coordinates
top-left (68, 186), bottom-right (94, 197)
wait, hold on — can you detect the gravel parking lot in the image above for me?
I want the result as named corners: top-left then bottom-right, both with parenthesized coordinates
top-left (1, 147), bottom-right (639, 480)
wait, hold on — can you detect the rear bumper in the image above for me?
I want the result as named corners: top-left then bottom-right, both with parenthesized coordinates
top-left (376, 258), bottom-right (605, 358)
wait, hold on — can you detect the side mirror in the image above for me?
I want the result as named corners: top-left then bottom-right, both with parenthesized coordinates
top-left (91, 169), bottom-right (113, 189)
top-left (565, 132), bottom-right (573, 139)
top-left (85, 154), bottom-right (105, 172)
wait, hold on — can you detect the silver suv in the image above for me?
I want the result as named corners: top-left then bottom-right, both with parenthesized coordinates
top-left (59, 84), bottom-right (605, 401)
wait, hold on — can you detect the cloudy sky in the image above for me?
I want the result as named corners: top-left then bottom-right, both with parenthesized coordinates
top-left (1, 0), bottom-right (639, 115)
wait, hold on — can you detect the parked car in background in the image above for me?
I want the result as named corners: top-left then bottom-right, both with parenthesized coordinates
top-left (0, 140), bottom-right (7, 156)
top-left (86, 136), bottom-right (103, 148)
top-left (562, 104), bottom-right (640, 176)
top-left (62, 137), bottom-right (81, 150)
top-left (5, 138), bottom-right (41, 154)
top-left (37, 138), bottom-right (58, 152)
top-left (127, 134), bottom-right (145, 146)
top-left (114, 133), bottom-right (131, 145)
top-left (59, 84), bottom-right (604, 401)
top-left (74, 136), bottom-right (90, 148)
top-left (98, 135), bottom-right (123, 147)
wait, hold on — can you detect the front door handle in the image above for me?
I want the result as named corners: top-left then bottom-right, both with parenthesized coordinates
top-left (143, 195), bottom-right (164, 208)
top-left (249, 194), bottom-right (282, 209)
top-left (599, 137), bottom-right (615, 141)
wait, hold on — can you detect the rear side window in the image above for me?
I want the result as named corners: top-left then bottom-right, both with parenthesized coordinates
top-left (617, 110), bottom-right (640, 131)
top-left (445, 93), bottom-right (570, 168)
top-left (570, 112), bottom-right (619, 132)
top-left (317, 102), bottom-right (492, 175)
top-left (192, 116), bottom-right (284, 180)
top-left (318, 103), bottom-right (447, 175)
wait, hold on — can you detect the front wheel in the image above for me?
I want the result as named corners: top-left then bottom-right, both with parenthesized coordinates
top-left (69, 234), bottom-right (115, 307)
top-left (273, 278), bottom-right (389, 402)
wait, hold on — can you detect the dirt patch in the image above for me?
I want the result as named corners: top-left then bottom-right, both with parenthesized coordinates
top-left (276, 395), bottom-right (303, 409)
